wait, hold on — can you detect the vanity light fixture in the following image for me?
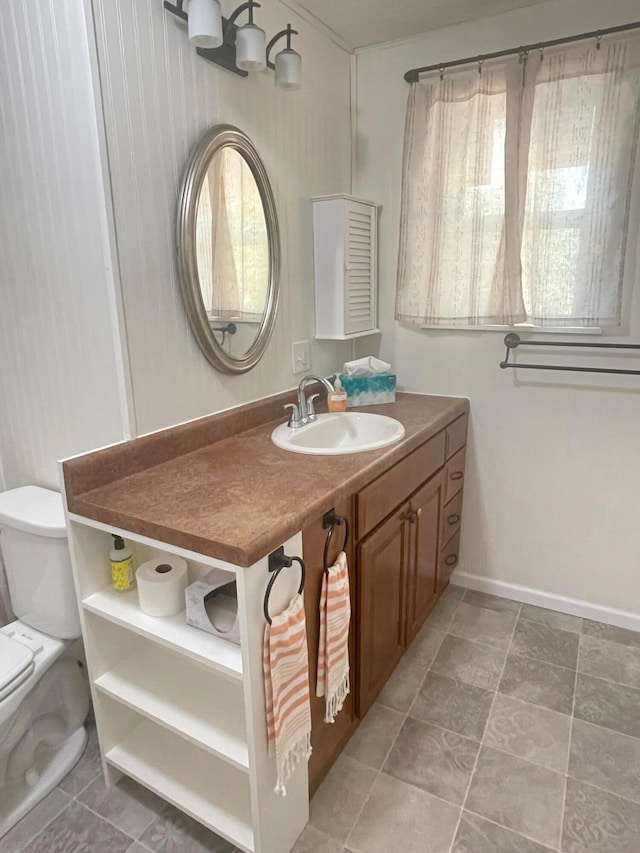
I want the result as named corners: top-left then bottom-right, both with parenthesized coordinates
top-left (164, 0), bottom-right (302, 88)
top-left (267, 24), bottom-right (301, 91)
top-left (233, 2), bottom-right (266, 72)
top-left (187, 0), bottom-right (223, 48)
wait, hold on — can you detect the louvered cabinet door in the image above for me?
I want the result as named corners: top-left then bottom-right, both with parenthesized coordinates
top-left (312, 194), bottom-right (379, 340)
top-left (344, 200), bottom-right (377, 336)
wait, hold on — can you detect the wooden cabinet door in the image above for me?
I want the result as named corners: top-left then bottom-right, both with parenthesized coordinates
top-left (302, 497), bottom-right (358, 795)
top-left (405, 473), bottom-right (444, 645)
top-left (357, 505), bottom-right (408, 716)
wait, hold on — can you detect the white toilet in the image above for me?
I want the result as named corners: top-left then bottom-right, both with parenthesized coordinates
top-left (0, 486), bottom-right (90, 837)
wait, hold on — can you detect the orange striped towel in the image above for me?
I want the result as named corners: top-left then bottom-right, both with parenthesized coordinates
top-left (316, 551), bottom-right (351, 723)
top-left (263, 593), bottom-right (312, 796)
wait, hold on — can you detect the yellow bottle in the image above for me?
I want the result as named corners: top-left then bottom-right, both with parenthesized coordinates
top-left (327, 378), bottom-right (348, 412)
top-left (110, 535), bottom-right (136, 592)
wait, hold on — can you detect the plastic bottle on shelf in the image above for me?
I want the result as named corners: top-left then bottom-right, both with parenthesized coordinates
top-left (110, 534), bottom-right (136, 592)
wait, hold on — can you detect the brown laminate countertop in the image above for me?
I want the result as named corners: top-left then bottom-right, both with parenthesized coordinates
top-left (64, 393), bottom-right (468, 566)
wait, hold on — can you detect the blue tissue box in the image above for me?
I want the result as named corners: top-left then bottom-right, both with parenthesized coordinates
top-left (334, 373), bottom-right (397, 407)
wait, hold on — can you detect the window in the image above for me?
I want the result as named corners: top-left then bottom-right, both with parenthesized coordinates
top-left (396, 36), bottom-right (640, 329)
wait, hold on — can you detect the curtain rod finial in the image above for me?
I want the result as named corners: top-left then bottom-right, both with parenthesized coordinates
top-left (404, 69), bottom-right (419, 84)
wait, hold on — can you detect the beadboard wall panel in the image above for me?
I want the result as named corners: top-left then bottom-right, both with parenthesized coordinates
top-left (0, 0), bottom-right (127, 489)
top-left (92, 0), bottom-right (353, 435)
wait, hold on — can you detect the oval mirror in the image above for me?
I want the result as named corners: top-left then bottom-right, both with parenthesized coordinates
top-left (177, 125), bottom-right (280, 374)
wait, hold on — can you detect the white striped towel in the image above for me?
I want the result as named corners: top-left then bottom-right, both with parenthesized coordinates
top-left (263, 593), bottom-right (312, 796)
top-left (316, 551), bottom-right (351, 723)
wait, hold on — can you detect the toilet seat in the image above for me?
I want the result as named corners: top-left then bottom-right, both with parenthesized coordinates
top-left (0, 622), bottom-right (67, 727)
top-left (0, 633), bottom-right (34, 700)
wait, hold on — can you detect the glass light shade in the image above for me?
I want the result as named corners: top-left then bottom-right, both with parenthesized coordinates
top-left (275, 48), bottom-right (301, 90)
top-left (236, 24), bottom-right (266, 72)
top-left (187, 0), bottom-right (223, 49)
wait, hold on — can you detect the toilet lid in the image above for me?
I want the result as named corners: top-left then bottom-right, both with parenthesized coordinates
top-left (0, 632), bottom-right (34, 693)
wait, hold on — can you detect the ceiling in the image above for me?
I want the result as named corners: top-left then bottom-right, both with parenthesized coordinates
top-left (288, 0), bottom-right (549, 49)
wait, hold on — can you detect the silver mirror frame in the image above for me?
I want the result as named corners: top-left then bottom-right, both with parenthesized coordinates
top-left (176, 124), bottom-right (281, 374)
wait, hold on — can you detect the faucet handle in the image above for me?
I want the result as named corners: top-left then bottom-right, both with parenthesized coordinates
top-left (306, 393), bottom-right (320, 420)
top-left (283, 403), bottom-right (304, 428)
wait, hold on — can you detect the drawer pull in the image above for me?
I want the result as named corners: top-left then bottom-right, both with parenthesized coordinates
top-left (447, 514), bottom-right (461, 525)
top-left (450, 471), bottom-right (464, 481)
top-left (445, 554), bottom-right (458, 567)
top-left (406, 507), bottom-right (423, 524)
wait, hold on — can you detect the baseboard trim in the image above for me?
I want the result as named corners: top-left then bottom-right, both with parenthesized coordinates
top-left (451, 571), bottom-right (640, 633)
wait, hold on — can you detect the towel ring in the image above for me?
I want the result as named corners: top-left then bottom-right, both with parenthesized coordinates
top-left (264, 546), bottom-right (306, 625)
top-left (322, 509), bottom-right (350, 573)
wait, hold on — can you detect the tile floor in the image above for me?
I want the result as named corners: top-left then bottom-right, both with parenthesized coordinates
top-left (3, 585), bottom-right (640, 852)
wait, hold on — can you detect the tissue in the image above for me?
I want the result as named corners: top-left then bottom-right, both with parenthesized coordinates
top-left (185, 568), bottom-right (241, 644)
top-left (333, 359), bottom-right (396, 408)
top-left (342, 356), bottom-right (391, 376)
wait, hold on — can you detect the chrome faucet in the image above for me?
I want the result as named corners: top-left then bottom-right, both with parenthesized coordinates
top-left (283, 375), bottom-right (335, 429)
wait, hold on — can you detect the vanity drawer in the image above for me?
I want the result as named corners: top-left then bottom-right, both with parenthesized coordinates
top-left (440, 490), bottom-right (463, 548)
top-left (438, 531), bottom-right (461, 593)
top-left (444, 447), bottom-right (465, 503)
top-left (357, 431), bottom-right (446, 540)
top-left (445, 413), bottom-right (468, 460)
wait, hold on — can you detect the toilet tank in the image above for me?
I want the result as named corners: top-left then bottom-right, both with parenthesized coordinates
top-left (0, 486), bottom-right (81, 640)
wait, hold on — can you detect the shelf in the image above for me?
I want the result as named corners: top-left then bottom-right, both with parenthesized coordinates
top-left (315, 329), bottom-right (381, 340)
top-left (107, 720), bottom-right (254, 852)
top-left (83, 587), bottom-right (243, 680)
top-left (67, 512), bottom-right (239, 571)
top-left (95, 645), bottom-right (249, 771)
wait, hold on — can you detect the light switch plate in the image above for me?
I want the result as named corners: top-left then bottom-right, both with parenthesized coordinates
top-left (292, 340), bottom-right (311, 374)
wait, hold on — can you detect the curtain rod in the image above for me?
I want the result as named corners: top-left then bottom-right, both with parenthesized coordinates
top-left (404, 20), bottom-right (640, 83)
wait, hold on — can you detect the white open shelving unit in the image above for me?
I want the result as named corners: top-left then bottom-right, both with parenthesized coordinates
top-left (83, 586), bottom-right (243, 678)
top-left (62, 503), bottom-right (309, 853)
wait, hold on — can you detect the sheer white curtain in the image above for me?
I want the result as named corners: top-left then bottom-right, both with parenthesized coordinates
top-left (196, 155), bottom-right (242, 320)
top-left (396, 34), bottom-right (640, 328)
top-left (522, 39), bottom-right (640, 326)
top-left (195, 149), bottom-right (268, 322)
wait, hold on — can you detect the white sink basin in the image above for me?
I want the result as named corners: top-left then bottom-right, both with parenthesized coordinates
top-left (271, 412), bottom-right (405, 456)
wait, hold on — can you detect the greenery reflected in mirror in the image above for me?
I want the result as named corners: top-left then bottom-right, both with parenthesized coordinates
top-left (177, 125), bottom-right (280, 374)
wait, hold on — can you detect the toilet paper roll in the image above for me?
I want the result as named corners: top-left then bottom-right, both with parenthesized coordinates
top-left (136, 557), bottom-right (188, 617)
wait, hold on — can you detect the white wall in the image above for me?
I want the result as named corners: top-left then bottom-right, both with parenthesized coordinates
top-left (354, 0), bottom-right (640, 612)
top-left (92, 0), bottom-right (354, 435)
top-left (0, 0), bottom-right (128, 490)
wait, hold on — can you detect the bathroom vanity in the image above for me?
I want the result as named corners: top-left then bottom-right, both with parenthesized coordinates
top-left (61, 391), bottom-right (468, 853)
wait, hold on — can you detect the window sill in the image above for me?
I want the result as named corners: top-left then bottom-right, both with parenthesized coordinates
top-left (418, 324), bottom-right (603, 336)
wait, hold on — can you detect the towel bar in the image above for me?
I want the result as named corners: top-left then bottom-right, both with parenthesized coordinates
top-left (500, 333), bottom-right (640, 376)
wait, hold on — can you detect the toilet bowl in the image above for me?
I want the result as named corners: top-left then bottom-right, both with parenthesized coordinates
top-left (0, 487), bottom-right (90, 837)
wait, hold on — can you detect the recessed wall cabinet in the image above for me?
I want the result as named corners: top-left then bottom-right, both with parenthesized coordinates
top-left (312, 194), bottom-right (380, 340)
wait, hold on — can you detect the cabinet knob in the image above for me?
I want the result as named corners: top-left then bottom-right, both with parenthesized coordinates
top-left (447, 514), bottom-right (461, 525)
top-left (445, 554), bottom-right (458, 567)
top-left (450, 471), bottom-right (464, 481)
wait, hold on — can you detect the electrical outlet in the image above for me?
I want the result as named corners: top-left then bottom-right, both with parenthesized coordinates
top-left (292, 340), bottom-right (311, 374)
